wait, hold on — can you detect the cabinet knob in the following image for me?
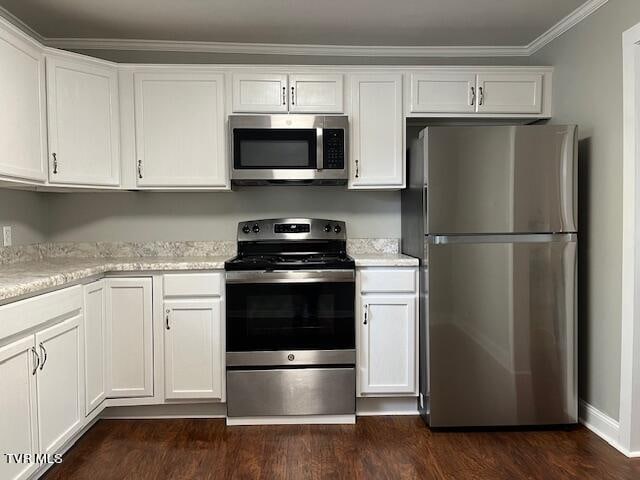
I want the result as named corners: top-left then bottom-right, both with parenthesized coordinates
top-left (470, 86), bottom-right (476, 106)
top-left (31, 347), bottom-right (40, 375)
top-left (364, 304), bottom-right (368, 325)
top-left (479, 86), bottom-right (484, 106)
top-left (52, 153), bottom-right (58, 174)
top-left (166, 309), bottom-right (171, 330)
top-left (282, 86), bottom-right (286, 105)
top-left (291, 86), bottom-right (295, 105)
top-left (138, 159), bottom-right (143, 179)
top-left (355, 159), bottom-right (359, 179)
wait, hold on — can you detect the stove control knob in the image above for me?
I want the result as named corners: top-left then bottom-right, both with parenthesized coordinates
top-left (242, 225), bottom-right (251, 234)
top-left (252, 224), bottom-right (260, 233)
top-left (324, 224), bottom-right (332, 233)
top-left (334, 225), bottom-right (342, 233)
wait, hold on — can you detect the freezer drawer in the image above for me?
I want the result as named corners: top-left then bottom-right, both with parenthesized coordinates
top-left (227, 367), bottom-right (355, 417)
top-left (427, 235), bottom-right (577, 427)
top-left (426, 125), bottom-right (577, 234)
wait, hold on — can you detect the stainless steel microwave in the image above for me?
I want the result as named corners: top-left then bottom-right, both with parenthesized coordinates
top-left (229, 115), bottom-right (349, 185)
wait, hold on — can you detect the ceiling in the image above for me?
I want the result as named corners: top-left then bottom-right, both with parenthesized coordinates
top-left (0, 0), bottom-right (589, 47)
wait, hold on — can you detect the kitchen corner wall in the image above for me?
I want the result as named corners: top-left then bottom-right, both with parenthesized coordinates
top-left (44, 188), bottom-right (400, 242)
top-left (530, 0), bottom-right (640, 421)
top-left (0, 189), bottom-right (49, 245)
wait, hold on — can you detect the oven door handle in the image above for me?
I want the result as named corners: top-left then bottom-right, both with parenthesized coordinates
top-left (225, 269), bottom-right (355, 284)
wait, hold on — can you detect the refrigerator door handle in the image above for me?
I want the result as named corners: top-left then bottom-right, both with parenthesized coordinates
top-left (429, 233), bottom-right (577, 245)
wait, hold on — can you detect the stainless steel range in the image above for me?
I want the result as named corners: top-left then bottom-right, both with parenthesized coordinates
top-left (225, 218), bottom-right (356, 419)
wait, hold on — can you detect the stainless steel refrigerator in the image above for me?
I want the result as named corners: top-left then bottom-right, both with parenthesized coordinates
top-left (401, 125), bottom-right (578, 427)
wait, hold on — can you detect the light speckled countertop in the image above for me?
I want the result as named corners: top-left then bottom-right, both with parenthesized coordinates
top-left (0, 256), bottom-right (231, 304)
top-left (0, 238), bottom-right (415, 304)
top-left (350, 253), bottom-right (419, 267)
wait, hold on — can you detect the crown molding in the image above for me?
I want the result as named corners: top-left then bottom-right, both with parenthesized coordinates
top-left (2, 0), bottom-right (608, 58)
top-left (43, 38), bottom-right (531, 57)
top-left (0, 6), bottom-right (45, 45)
top-left (526, 0), bottom-right (608, 54)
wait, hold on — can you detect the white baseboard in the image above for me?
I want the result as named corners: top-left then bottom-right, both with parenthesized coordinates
top-left (356, 396), bottom-right (419, 416)
top-left (101, 402), bottom-right (228, 419)
top-left (578, 399), bottom-right (630, 456)
top-left (226, 414), bottom-right (356, 426)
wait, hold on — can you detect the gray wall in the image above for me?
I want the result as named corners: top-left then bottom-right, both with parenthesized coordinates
top-left (45, 188), bottom-right (400, 241)
top-left (531, 0), bottom-right (640, 420)
top-left (0, 189), bottom-right (49, 245)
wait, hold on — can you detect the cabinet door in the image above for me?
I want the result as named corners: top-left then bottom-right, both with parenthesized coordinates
top-left (0, 24), bottom-right (46, 182)
top-left (358, 295), bottom-right (417, 395)
top-left (288, 74), bottom-right (343, 113)
top-left (0, 336), bottom-right (38, 480)
top-left (410, 73), bottom-right (476, 113)
top-left (349, 74), bottom-right (404, 189)
top-left (84, 280), bottom-right (107, 414)
top-left (232, 73), bottom-right (288, 113)
top-left (105, 278), bottom-right (153, 398)
top-left (35, 314), bottom-right (84, 455)
top-left (476, 73), bottom-right (543, 114)
top-left (164, 299), bottom-right (223, 400)
top-left (134, 72), bottom-right (228, 187)
top-left (46, 55), bottom-right (120, 186)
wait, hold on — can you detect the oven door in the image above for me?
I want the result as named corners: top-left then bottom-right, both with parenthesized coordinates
top-left (226, 270), bottom-right (355, 361)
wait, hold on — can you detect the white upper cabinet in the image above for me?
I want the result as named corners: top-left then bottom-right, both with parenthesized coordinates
top-left (288, 74), bottom-right (344, 113)
top-left (232, 73), bottom-right (344, 113)
top-left (232, 73), bottom-right (289, 113)
top-left (0, 336), bottom-right (38, 480)
top-left (410, 73), bottom-right (476, 113)
top-left (35, 314), bottom-right (84, 455)
top-left (164, 299), bottom-right (223, 400)
top-left (349, 73), bottom-right (404, 189)
top-left (134, 71), bottom-right (228, 188)
top-left (409, 69), bottom-right (548, 116)
top-left (0, 22), bottom-right (46, 183)
top-left (46, 55), bottom-right (120, 186)
top-left (477, 73), bottom-right (543, 114)
top-left (105, 277), bottom-right (153, 398)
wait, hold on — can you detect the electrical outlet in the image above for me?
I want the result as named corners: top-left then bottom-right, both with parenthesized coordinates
top-left (3, 226), bottom-right (12, 247)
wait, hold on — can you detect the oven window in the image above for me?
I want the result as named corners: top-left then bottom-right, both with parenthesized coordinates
top-left (226, 282), bottom-right (355, 351)
top-left (233, 129), bottom-right (316, 169)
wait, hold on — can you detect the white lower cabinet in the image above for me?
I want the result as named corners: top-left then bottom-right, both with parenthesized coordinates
top-left (83, 280), bottom-right (107, 414)
top-left (35, 315), bottom-right (84, 455)
top-left (164, 299), bottom-right (223, 400)
top-left (0, 337), bottom-right (38, 480)
top-left (105, 278), bottom-right (153, 398)
top-left (0, 286), bottom-right (83, 480)
top-left (357, 268), bottom-right (418, 397)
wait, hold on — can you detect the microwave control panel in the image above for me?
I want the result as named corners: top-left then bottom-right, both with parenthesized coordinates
top-left (323, 129), bottom-right (345, 170)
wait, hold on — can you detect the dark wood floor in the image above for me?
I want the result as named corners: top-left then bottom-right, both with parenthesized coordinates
top-left (42, 417), bottom-right (640, 480)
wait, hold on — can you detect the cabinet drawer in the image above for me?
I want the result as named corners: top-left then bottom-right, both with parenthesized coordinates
top-left (0, 285), bottom-right (82, 340)
top-left (360, 268), bottom-right (416, 294)
top-left (163, 273), bottom-right (223, 297)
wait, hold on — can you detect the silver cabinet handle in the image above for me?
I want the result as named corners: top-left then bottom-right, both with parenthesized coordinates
top-left (166, 309), bottom-right (171, 330)
top-left (355, 159), bottom-right (360, 178)
top-left (39, 342), bottom-right (47, 370)
top-left (364, 304), bottom-right (368, 325)
top-left (52, 153), bottom-right (58, 174)
top-left (479, 86), bottom-right (484, 106)
top-left (282, 86), bottom-right (286, 105)
top-left (31, 347), bottom-right (40, 375)
top-left (291, 86), bottom-right (295, 105)
top-left (137, 159), bottom-right (143, 179)
top-left (470, 86), bottom-right (476, 106)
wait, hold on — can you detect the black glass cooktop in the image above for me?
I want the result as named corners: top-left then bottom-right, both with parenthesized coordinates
top-left (225, 253), bottom-right (355, 271)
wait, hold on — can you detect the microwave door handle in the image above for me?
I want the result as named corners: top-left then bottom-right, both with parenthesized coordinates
top-left (316, 128), bottom-right (323, 171)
